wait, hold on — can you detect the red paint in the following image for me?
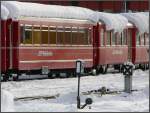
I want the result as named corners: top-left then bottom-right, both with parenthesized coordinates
top-left (1, 20), bottom-right (7, 73)
top-left (98, 46), bottom-right (128, 65)
top-left (18, 47), bottom-right (93, 70)
top-left (12, 21), bottom-right (19, 70)
top-left (134, 46), bottom-right (149, 64)
top-left (6, 19), bottom-right (12, 70)
top-left (131, 28), bottom-right (136, 64)
top-left (93, 23), bottom-right (100, 67)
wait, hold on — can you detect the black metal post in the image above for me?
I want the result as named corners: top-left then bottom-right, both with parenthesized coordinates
top-left (77, 73), bottom-right (80, 109)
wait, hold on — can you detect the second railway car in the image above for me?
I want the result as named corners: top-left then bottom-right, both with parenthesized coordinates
top-left (93, 12), bottom-right (129, 74)
top-left (121, 12), bottom-right (149, 70)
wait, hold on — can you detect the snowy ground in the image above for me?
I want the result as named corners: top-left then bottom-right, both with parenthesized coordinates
top-left (1, 69), bottom-right (149, 112)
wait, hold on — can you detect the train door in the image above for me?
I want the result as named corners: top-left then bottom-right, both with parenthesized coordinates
top-left (127, 29), bottom-right (132, 62)
top-left (1, 20), bottom-right (7, 74)
top-left (92, 23), bottom-right (99, 67)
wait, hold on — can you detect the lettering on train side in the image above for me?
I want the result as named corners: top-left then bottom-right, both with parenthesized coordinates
top-left (38, 51), bottom-right (53, 56)
top-left (112, 50), bottom-right (123, 55)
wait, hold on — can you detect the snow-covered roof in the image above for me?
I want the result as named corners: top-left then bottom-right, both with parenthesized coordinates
top-left (1, 5), bottom-right (9, 20)
top-left (2, 1), bottom-right (97, 22)
top-left (121, 12), bottom-right (149, 34)
top-left (97, 12), bottom-right (128, 33)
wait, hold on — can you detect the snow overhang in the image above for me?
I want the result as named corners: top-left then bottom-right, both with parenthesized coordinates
top-left (97, 12), bottom-right (128, 33)
top-left (2, 1), bottom-right (98, 23)
top-left (1, 5), bottom-right (9, 20)
top-left (121, 12), bottom-right (149, 35)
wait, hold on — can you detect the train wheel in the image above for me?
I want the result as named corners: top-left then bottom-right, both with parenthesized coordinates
top-left (3, 74), bottom-right (9, 81)
top-left (66, 73), bottom-right (70, 78)
top-left (146, 64), bottom-right (149, 69)
top-left (12, 74), bottom-right (19, 81)
top-left (92, 69), bottom-right (97, 76)
top-left (103, 65), bottom-right (108, 74)
top-left (48, 73), bottom-right (56, 79)
top-left (99, 65), bottom-right (108, 74)
top-left (140, 64), bottom-right (146, 71)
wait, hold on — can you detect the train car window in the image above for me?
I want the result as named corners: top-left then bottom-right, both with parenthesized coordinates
top-left (111, 32), bottom-right (115, 45)
top-left (122, 30), bottom-right (127, 45)
top-left (100, 28), bottom-right (104, 46)
top-left (72, 27), bottom-right (79, 45)
top-left (24, 25), bottom-right (32, 44)
top-left (64, 27), bottom-right (72, 45)
top-left (71, 27), bottom-right (89, 45)
top-left (57, 26), bottom-right (64, 44)
top-left (116, 33), bottom-right (122, 45)
top-left (49, 27), bottom-right (57, 44)
top-left (41, 26), bottom-right (49, 44)
top-left (140, 34), bottom-right (145, 45)
top-left (20, 25), bottom-right (25, 44)
top-left (33, 26), bottom-right (41, 44)
top-left (145, 33), bottom-right (149, 45)
top-left (106, 31), bottom-right (111, 45)
top-left (80, 28), bottom-right (88, 45)
top-left (88, 28), bottom-right (92, 45)
top-left (136, 32), bottom-right (140, 45)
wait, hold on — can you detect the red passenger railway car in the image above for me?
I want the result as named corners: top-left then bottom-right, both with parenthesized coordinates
top-left (1, 1), bottom-right (97, 80)
top-left (13, 17), bottom-right (94, 78)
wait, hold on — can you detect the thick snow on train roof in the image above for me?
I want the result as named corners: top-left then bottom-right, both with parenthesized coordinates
top-left (97, 12), bottom-right (128, 33)
top-left (1, 5), bottom-right (9, 20)
top-left (121, 12), bottom-right (149, 34)
top-left (2, 1), bottom-right (97, 22)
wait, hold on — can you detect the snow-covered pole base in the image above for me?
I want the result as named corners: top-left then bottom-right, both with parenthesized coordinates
top-left (123, 61), bottom-right (134, 93)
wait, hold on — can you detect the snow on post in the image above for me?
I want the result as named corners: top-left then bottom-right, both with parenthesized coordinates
top-left (121, 12), bottom-right (149, 34)
top-left (97, 12), bottom-right (128, 33)
top-left (1, 5), bottom-right (9, 20)
top-left (1, 1), bottom-right (98, 22)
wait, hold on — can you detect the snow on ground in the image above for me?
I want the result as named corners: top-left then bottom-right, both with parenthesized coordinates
top-left (1, 69), bottom-right (149, 112)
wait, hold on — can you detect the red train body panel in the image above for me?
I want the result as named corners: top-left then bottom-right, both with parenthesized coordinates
top-left (18, 46), bottom-right (93, 70)
top-left (98, 46), bottom-right (128, 65)
top-left (134, 46), bottom-right (149, 64)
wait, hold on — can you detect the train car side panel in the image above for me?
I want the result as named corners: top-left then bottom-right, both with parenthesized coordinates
top-left (98, 46), bottom-right (128, 65)
top-left (18, 46), bottom-right (93, 70)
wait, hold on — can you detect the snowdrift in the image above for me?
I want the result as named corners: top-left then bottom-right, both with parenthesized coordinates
top-left (1, 90), bottom-right (14, 112)
top-left (97, 12), bottom-right (128, 33)
top-left (1, 5), bottom-right (9, 20)
top-left (1, 1), bottom-right (98, 22)
top-left (121, 12), bottom-right (149, 34)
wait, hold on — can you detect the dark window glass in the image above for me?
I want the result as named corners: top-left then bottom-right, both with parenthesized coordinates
top-left (24, 25), bottom-right (32, 44)
top-left (111, 32), bottom-right (116, 45)
top-left (33, 26), bottom-right (41, 44)
top-left (107, 31), bottom-right (111, 45)
top-left (57, 27), bottom-right (64, 44)
top-left (49, 27), bottom-right (57, 44)
top-left (63, 27), bottom-right (72, 44)
top-left (41, 26), bottom-right (49, 44)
